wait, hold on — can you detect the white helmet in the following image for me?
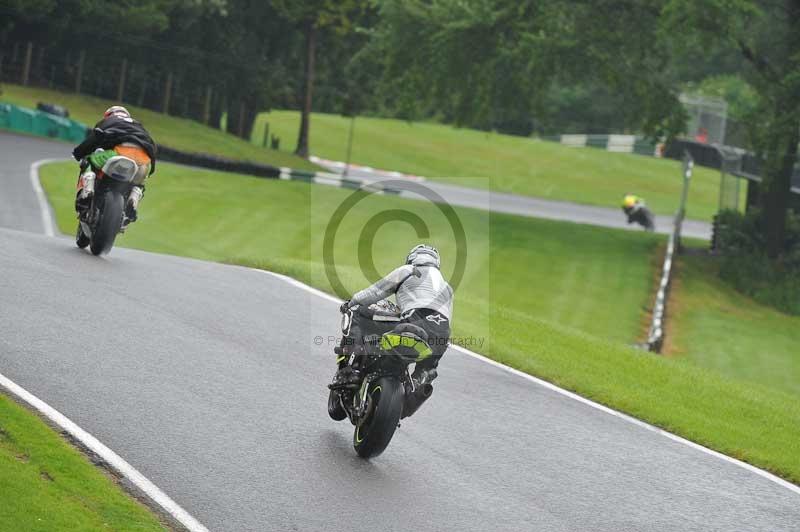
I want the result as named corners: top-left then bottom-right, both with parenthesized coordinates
top-left (104, 105), bottom-right (131, 119)
top-left (406, 244), bottom-right (440, 268)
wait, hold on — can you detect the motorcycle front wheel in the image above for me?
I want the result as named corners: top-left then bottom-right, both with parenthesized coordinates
top-left (89, 188), bottom-right (124, 256)
top-left (353, 376), bottom-right (404, 458)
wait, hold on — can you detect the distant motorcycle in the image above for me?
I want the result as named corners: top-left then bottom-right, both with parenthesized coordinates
top-left (623, 203), bottom-right (655, 231)
top-left (75, 155), bottom-right (141, 255)
top-left (328, 301), bottom-right (437, 458)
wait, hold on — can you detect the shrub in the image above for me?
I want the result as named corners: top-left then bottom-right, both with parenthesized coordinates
top-left (715, 209), bottom-right (800, 315)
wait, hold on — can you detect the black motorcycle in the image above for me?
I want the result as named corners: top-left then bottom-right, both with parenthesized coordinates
top-left (624, 204), bottom-right (656, 231)
top-left (75, 155), bottom-right (140, 255)
top-left (328, 301), bottom-right (437, 458)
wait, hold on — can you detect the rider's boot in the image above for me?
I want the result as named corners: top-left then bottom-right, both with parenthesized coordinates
top-left (121, 186), bottom-right (143, 232)
top-left (330, 342), bottom-right (362, 388)
top-left (75, 170), bottom-right (96, 215)
top-left (412, 365), bottom-right (438, 386)
top-left (402, 365), bottom-right (438, 419)
top-left (126, 186), bottom-right (144, 223)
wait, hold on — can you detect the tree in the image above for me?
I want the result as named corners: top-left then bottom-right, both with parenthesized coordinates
top-left (374, 0), bottom-right (686, 137)
top-left (662, 0), bottom-right (800, 258)
top-left (270, 0), bottom-right (364, 157)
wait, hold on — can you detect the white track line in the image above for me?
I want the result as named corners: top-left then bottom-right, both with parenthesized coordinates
top-left (29, 158), bottom-right (65, 237)
top-left (0, 372), bottom-right (209, 531)
top-left (23, 160), bottom-right (210, 531)
top-left (256, 269), bottom-right (800, 497)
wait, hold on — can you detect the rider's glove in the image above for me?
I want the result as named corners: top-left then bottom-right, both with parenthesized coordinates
top-left (339, 300), bottom-right (352, 313)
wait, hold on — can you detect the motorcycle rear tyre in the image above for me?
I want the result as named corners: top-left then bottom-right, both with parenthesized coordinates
top-left (353, 377), bottom-right (403, 458)
top-left (90, 189), bottom-right (124, 256)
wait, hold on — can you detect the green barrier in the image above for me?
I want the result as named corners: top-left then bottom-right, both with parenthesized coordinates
top-left (633, 138), bottom-right (657, 156)
top-left (0, 102), bottom-right (88, 143)
top-left (69, 121), bottom-right (89, 142)
top-left (33, 112), bottom-right (71, 139)
top-left (10, 105), bottom-right (36, 132)
top-left (0, 103), bottom-right (11, 129)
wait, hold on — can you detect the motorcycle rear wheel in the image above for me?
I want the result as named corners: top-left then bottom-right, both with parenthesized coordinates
top-left (353, 376), bottom-right (403, 458)
top-left (89, 189), bottom-right (124, 256)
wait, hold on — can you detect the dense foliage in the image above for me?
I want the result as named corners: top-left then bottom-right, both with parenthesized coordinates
top-left (0, 0), bottom-right (704, 142)
top-left (715, 209), bottom-right (800, 314)
top-left (0, 0), bottom-right (371, 145)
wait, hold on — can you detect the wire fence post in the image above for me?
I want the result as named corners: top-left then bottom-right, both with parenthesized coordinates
top-left (75, 50), bottom-right (85, 94)
top-left (343, 115), bottom-right (356, 178)
top-left (262, 120), bottom-right (269, 148)
top-left (116, 58), bottom-right (128, 102)
top-left (21, 41), bottom-right (32, 86)
top-left (203, 86), bottom-right (212, 125)
top-left (162, 72), bottom-right (173, 114)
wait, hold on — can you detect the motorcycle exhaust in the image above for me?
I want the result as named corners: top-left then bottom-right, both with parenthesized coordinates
top-left (402, 383), bottom-right (433, 419)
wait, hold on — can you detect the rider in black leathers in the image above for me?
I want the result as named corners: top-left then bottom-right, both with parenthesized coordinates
top-left (73, 106), bottom-right (157, 223)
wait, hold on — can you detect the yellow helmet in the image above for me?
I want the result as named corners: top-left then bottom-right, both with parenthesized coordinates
top-left (623, 195), bottom-right (638, 208)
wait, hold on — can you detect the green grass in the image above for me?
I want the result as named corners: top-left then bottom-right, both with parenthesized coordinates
top-left (0, 393), bottom-right (164, 531)
top-left (39, 160), bottom-right (800, 485)
top-left (2, 84), bottom-right (723, 220)
top-left (256, 110), bottom-right (723, 220)
top-left (0, 83), bottom-right (319, 171)
top-left (669, 252), bottom-right (800, 396)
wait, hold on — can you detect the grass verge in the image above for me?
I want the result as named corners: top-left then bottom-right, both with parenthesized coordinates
top-left (668, 251), bottom-right (800, 397)
top-left (0, 392), bottom-right (164, 531)
top-left (256, 110), bottom-right (722, 220)
top-left (0, 83), bottom-right (319, 171)
top-left (40, 160), bottom-right (800, 485)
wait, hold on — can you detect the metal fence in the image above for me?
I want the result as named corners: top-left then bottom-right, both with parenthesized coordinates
top-left (680, 94), bottom-right (728, 145)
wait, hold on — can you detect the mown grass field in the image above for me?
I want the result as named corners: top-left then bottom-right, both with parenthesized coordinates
top-left (0, 83), bottom-right (318, 171)
top-left (40, 160), bottom-right (800, 484)
top-left (256, 110), bottom-right (723, 220)
top-left (0, 393), bottom-right (164, 531)
top-left (669, 252), bottom-right (800, 397)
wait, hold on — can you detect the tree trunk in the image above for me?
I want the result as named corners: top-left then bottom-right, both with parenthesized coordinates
top-left (761, 112), bottom-right (800, 258)
top-left (240, 103), bottom-right (257, 140)
top-left (209, 89), bottom-right (224, 130)
top-left (760, 0), bottom-right (800, 258)
top-left (295, 21), bottom-right (317, 158)
top-left (225, 95), bottom-right (239, 136)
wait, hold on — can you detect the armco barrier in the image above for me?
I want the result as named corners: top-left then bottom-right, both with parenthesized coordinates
top-left (278, 167), bottom-right (402, 195)
top-left (554, 133), bottom-right (657, 155)
top-left (646, 153), bottom-right (693, 352)
top-left (157, 145), bottom-right (281, 179)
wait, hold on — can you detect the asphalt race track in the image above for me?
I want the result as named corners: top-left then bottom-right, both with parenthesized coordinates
top-left (1, 132), bottom-right (798, 531)
top-left (0, 131), bottom-right (69, 233)
top-left (319, 162), bottom-right (713, 240)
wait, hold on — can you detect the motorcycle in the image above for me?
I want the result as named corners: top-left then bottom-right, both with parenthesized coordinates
top-left (328, 301), bottom-right (437, 458)
top-left (624, 204), bottom-right (656, 231)
top-left (75, 154), bottom-right (140, 255)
